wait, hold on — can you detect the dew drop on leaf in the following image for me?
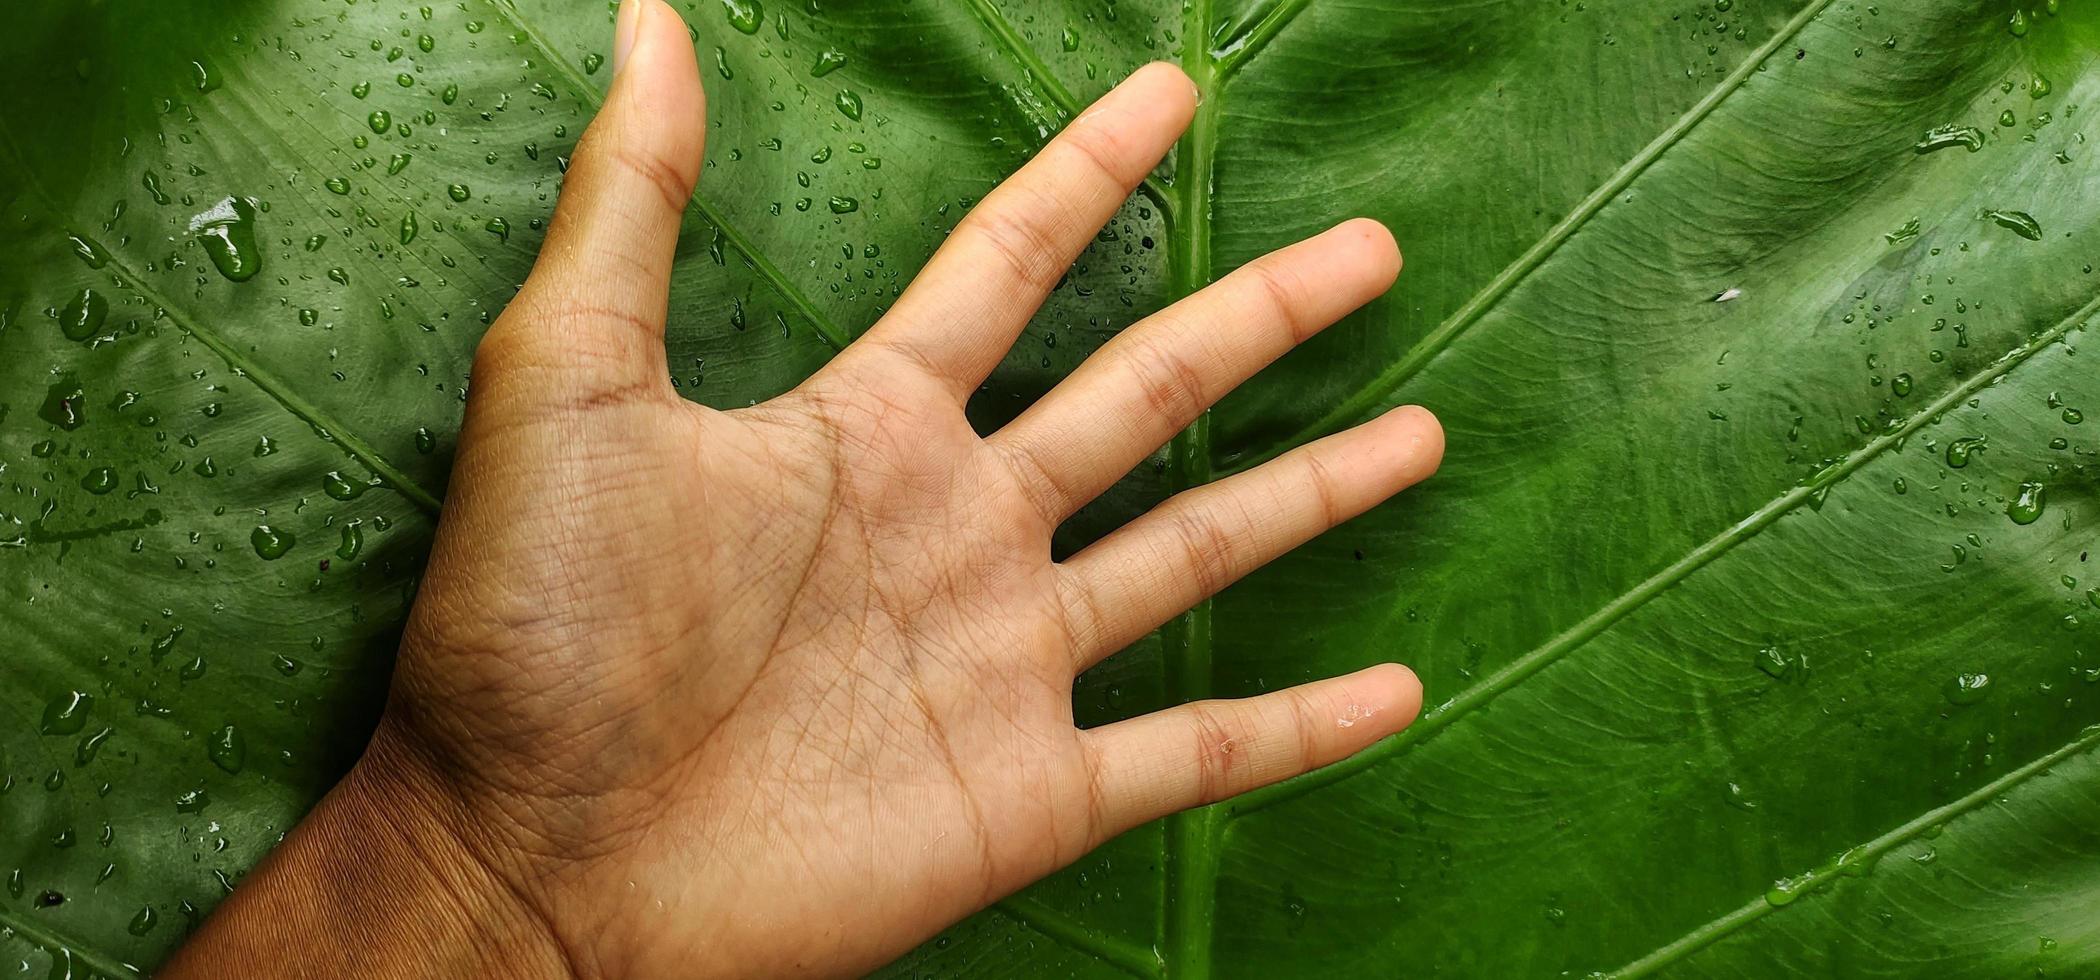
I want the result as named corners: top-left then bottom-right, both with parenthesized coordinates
top-left (39, 692), bottom-right (93, 736)
top-left (722, 0), bottom-right (763, 35)
top-left (79, 467), bottom-right (118, 496)
top-left (1944, 436), bottom-right (1985, 468)
top-left (38, 378), bottom-right (87, 430)
top-left (60, 287), bottom-right (107, 342)
top-left (188, 197), bottom-right (263, 282)
top-left (1944, 672), bottom-right (1992, 705)
top-left (207, 725), bottom-right (246, 774)
top-left (2008, 482), bottom-right (2046, 525)
top-left (1983, 209), bottom-right (2042, 240)
top-left (250, 525), bottom-right (295, 560)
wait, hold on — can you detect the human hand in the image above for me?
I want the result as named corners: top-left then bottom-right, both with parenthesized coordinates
top-left (163, 1), bottom-right (1442, 976)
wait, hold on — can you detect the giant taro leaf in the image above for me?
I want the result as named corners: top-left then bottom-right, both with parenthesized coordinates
top-left (4, 0), bottom-right (2100, 976)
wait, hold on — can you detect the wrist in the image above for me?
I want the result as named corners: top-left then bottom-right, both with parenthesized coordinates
top-left (163, 720), bottom-right (577, 980)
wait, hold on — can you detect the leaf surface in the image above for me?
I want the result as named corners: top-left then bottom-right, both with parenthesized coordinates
top-left (4, 1), bottom-right (2099, 976)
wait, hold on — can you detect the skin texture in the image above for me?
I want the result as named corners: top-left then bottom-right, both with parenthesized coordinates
top-left (161, 1), bottom-right (1443, 977)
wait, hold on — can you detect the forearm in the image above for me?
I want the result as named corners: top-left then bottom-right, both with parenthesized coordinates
top-left (162, 726), bottom-right (573, 980)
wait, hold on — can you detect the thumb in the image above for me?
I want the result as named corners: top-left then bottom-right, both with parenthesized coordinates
top-left (486, 0), bottom-right (705, 403)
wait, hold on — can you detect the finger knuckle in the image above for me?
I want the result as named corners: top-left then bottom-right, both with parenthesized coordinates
top-left (602, 138), bottom-right (696, 216)
top-left (1281, 687), bottom-right (1326, 770)
top-left (1123, 331), bottom-right (1211, 424)
top-left (1056, 122), bottom-right (1137, 188)
top-left (964, 200), bottom-right (1069, 293)
top-left (1244, 257), bottom-right (1316, 342)
top-left (1163, 504), bottom-right (1239, 597)
top-left (1185, 703), bottom-right (1245, 804)
top-left (996, 439), bottom-right (1078, 525)
top-left (1298, 450), bottom-right (1348, 528)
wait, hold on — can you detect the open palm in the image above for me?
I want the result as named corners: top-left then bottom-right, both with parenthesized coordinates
top-left (168, 2), bottom-right (1441, 977)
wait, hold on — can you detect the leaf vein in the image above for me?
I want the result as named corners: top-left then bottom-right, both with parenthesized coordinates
top-left (0, 907), bottom-right (141, 979)
top-left (1231, 287), bottom-right (2100, 816)
top-left (0, 132), bottom-right (443, 516)
top-left (1232, 0), bottom-right (1839, 472)
top-left (993, 896), bottom-right (1163, 977)
top-left (1605, 723), bottom-right (2100, 977)
top-left (958, 0), bottom-right (1173, 212)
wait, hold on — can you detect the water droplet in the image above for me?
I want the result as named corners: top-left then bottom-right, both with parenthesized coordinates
top-left (1945, 436), bottom-right (1986, 468)
top-left (322, 470), bottom-right (369, 500)
top-left (189, 197), bottom-right (263, 282)
top-left (326, 176), bottom-right (351, 195)
top-left (722, 0), bottom-right (764, 34)
top-left (337, 522), bottom-right (365, 561)
top-left (414, 427), bottom-right (438, 453)
top-left (1944, 672), bottom-right (1992, 705)
top-left (811, 49), bottom-right (847, 77)
top-left (828, 195), bottom-right (859, 214)
top-left (400, 211), bottom-right (419, 245)
top-left (1914, 125), bottom-right (1985, 154)
top-left (2009, 8), bottom-right (2030, 36)
top-left (250, 525), bottom-right (295, 560)
top-left (1983, 209), bottom-right (2042, 241)
top-left (485, 217), bottom-right (510, 241)
top-left (174, 788), bottom-right (210, 813)
top-left (1724, 780), bottom-right (1759, 810)
top-left (39, 378), bottom-right (87, 431)
top-left (368, 109), bottom-right (392, 134)
top-left (127, 906), bottom-right (158, 936)
top-left (1891, 373), bottom-right (1912, 396)
top-left (66, 232), bottom-right (111, 269)
top-left (448, 183), bottom-right (472, 202)
top-left (2008, 482), bottom-right (2046, 525)
top-left (1764, 873), bottom-right (1811, 907)
top-left (1998, 109), bottom-right (2018, 128)
top-left (40, 692), bottom-right (93, 735)
top-left (1754, 646), bottom-right (1794, 680)
top-left (60, 287), bottom-right (108, 342)
top-left (80, 467), bottom-right (118, 496)
top-left (207, 725), bottom-right (245, 774)
top-left (835, 90), bottom-right (863, 121)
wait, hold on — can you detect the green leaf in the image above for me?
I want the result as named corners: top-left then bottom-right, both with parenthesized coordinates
top-left (5, 0), bottom-right (2100, 977)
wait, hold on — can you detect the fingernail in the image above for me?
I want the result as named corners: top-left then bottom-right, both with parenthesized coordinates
top-left (613, 0), bottom-right (646, 77)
